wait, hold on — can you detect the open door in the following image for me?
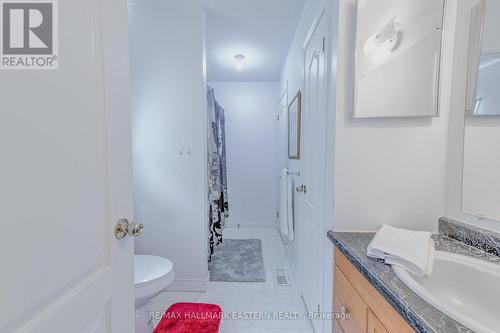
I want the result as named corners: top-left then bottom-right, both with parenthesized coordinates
top-left (300, 7), bottom-right (329, 333)
top-left (0, 0), bottom-right (135, 332)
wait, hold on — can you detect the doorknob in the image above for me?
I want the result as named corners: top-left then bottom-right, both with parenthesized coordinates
top-left (115, 218), bottom-right (144, 239)
top-left (296, 184), bottom-right (307, 193)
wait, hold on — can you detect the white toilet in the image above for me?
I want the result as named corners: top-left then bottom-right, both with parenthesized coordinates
top-left (135, 255), bottom-right (175, 333)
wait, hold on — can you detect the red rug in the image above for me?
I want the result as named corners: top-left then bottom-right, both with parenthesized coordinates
top-left (153, 302), bottom-right (222, 333)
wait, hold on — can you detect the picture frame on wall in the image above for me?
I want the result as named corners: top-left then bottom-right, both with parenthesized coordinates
top-left (288, 90), bottom-right (301, 159)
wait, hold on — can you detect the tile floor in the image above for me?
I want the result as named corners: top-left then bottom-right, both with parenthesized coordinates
top-left (148, 227), bottom-right (315, 333)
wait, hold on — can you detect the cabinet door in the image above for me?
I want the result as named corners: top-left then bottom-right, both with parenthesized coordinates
top-left (367, 310), bottom-right (389, 333)
top-left (334, 319), bottom-right (346, 333)
top-left (334, 266), bottom-right (368, 333)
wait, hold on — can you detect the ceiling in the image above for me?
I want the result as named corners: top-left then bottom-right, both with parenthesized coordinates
top-left (203, 0), bottom-right (306, 82)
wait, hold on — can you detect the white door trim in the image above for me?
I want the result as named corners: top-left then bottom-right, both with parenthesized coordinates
top-left (102, 0), bottom-right (136, 331)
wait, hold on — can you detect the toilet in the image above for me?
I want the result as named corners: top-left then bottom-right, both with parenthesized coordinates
top-left (135, 255), bottom-right (175, 333)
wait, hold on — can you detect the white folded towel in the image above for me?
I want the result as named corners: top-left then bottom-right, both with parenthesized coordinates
top-left (367, 224), bottom-right (435, 277)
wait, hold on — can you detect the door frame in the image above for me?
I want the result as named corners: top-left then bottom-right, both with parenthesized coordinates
top-left (300, 2), bottom-right (338, 333)
top-left (101, 0), bottom-right (136, 331)
top-left (277, 84), bottom-right (288, 227)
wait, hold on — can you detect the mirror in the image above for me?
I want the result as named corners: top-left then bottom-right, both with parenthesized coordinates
top-left (353, 0), bottom-right (445, 118)
top-left (462, 0), bottom-right (500, 222)
top-left (466, 0), bottom-right (500, 116)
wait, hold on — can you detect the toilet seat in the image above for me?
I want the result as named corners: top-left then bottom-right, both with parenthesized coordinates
top-left (135, 255), bottom-right (175, 307)
top-left (135, 255), bottom-right (174, 287)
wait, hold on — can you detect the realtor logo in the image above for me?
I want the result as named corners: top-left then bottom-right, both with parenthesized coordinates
top-left (1, 0), bottom-right (58, 69)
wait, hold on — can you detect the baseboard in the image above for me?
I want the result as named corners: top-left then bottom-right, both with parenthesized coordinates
top-left (284, 243), bottom-right (298, 283)
top-left (167, 274), bottom-right (209, 292)
top-left (226, 219), bottom-right (277, 228)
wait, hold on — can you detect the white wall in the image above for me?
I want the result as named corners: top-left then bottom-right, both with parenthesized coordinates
top-left (332, 0), bottom-right (462, 233)
top-left (330, 0), bottom-right (500, 235)
top-left (129, 0), bottom-right (209, 291)
top-left (208, 82), bottom-right (279, 228)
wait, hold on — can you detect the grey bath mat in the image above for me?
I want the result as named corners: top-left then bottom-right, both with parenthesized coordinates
top-left (209, 239), bottom-right (266, 282)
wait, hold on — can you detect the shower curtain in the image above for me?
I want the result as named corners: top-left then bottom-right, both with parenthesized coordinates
top-left (207, 86), bottom-right (229, 261)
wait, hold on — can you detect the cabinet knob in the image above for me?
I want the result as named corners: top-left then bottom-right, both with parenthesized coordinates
top-left (340, 305), bottom-right (349, 320)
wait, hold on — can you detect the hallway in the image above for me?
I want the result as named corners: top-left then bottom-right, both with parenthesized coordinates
top-left (148, 227), bottom-right (315, 332)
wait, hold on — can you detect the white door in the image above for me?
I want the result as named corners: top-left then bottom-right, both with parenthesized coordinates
top-left (0, 0), bottom-right (135, 332)
top-left (300, 8), bottom-right (329, 333)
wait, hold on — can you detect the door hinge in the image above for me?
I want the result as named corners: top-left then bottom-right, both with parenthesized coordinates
top-left (322, 37), bottom-right (325, 53)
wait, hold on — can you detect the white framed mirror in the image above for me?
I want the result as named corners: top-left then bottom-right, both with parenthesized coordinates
top-left (353, 0), bottom-right (445, 118)
top-left (462, 0), bottom-right (500, 222)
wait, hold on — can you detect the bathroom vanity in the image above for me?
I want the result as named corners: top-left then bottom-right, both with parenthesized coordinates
top-left (333, 248), bottom-right (414, 333)
top-left (328, 218), bottom-right (500, 333)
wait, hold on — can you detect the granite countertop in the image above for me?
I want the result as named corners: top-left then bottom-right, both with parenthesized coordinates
top-left (327, 219), bottom-right (500, 333)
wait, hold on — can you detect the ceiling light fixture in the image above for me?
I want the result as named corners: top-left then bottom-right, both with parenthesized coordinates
top-left (234, 54), bottom-right (246, 71)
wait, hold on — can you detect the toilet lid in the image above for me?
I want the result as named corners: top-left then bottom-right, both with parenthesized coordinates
top-left (134, 255), bottom-right (173, 286)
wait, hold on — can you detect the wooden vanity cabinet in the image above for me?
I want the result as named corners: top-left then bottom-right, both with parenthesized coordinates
top-left (333, 249), bottom-right (415, 333)
top-left (367, 310), bottom-right (389, 333)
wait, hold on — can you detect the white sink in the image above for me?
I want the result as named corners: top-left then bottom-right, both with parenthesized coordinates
top-left (393, 251), bottom-right (500, 333)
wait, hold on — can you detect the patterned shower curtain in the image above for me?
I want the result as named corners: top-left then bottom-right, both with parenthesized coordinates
top-left (207, 86), bottom-right (229, 261)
